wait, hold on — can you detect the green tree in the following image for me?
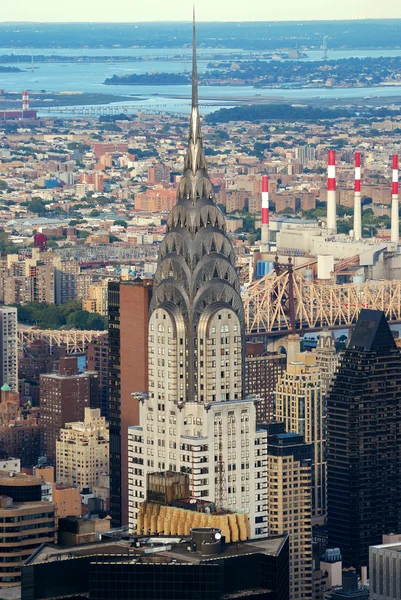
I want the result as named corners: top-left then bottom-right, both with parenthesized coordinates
top-left (14, 300), bottom-right (106, 331)
top-left (0, 231), bottom-right (16, 254)
top-left (27, 197), bottom-right (47, 215)
top-left (113, 220), bottom-right (128, 228)
top-left (242, 215), bottom-right (255, 232)
top-left (337, 221), bottom-right (352, 234)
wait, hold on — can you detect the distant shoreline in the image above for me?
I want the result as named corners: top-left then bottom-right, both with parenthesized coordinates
top-left (0, 20), bottom-right (401, 52)
top-left (0, 65), bottom-right (22, 73)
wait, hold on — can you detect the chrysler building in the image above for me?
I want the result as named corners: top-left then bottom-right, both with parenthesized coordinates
top-left (128, 15), bottom-right (267, 538)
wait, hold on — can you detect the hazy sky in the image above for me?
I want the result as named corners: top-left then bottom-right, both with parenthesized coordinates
top-left (2, 0), bottom-right (401, 22)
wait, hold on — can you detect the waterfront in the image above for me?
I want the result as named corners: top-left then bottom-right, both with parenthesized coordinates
top-left (3, 46), bottom-right (401, 114)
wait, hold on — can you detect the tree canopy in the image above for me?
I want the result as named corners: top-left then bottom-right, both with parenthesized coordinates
top-left (15, 299), bottom-right (107, 330)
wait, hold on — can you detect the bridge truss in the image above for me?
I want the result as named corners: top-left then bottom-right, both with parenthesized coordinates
top-left (18, 327), bottom-right (106, 354)
top-left (243, 257), bottom-right (401, 335)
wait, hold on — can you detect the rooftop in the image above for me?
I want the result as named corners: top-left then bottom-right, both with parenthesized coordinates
top-left (25, 533), bottom-right (288, 567)
top-left (41, 370), bottom-right (97, 380)
top-left (371, 541), bottom-right (401, 552)
top-left (0, 470), bottom-right (41, 486)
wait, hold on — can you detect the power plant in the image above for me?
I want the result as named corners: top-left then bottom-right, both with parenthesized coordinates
top-left (254, 150), bottom-right (401, 340)
top-left (391, 154), bottom-right (399, 245)
top-left (0, 90), bottom-right (37, 121)
top-left (327, 149), bottom-right (337, 234)
top-left (353, 152), bottom-right (362, 241)
top-left (260, 174), bottom-right (270, 252)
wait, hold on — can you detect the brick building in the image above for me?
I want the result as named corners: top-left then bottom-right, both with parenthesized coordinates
top-left (0, 385), bottom-right (40, 468)
top-left (134, 187), bottom-right (176, 212)
top-left (275, 194), bottom-right (299, 214)
top-left (147, 164), bottom-right (171, 184)
top-left (92, 142), bottom-right (128, 159)
top-left (108, 279), bottom-right (152, 527)
top-left (19, 339), bottom-right (66, 406)
top-left (245, 342), bottom-right (286, 423)
top-left (40, 357), bottom-right (99, 465)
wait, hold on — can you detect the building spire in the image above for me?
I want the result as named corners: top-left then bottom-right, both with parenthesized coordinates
top-left (183, 6), bottom-right (207, 181)
top-left (192, 6), bottom-right (198, 110)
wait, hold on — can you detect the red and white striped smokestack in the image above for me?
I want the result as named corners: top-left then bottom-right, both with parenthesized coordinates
top-left (327, 150), bottom-right (337, 234)
top-left (354, 152), bottom-right (362, 241)
top-left (391, 154), bottom-right (399, 245)
top-left (22, 90), bottom-right (29, 112)
top-left (260, 175), bottom-right (269, 252)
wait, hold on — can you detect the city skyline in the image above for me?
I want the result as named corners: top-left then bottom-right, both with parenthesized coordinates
top-left (2, 1), bottom-right (401, 23)
top-left (0, 5), bottom-right (400, 595)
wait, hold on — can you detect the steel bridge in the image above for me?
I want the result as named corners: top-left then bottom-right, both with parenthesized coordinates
top-left (37, 102), bottom-right (216, 116)
top-left (17, 257), bottom-right (401, 350)
top-left (243, 257), bottom-right (401, 336)
top-left (18, 327), bottom-right (106, 354)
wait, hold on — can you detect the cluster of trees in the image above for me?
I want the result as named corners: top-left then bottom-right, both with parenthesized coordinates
top-left (15, 300), bottom-right (107, 331)
top-left (104, 73), bottom-right (190, 86)
top-left (0, 179), bottom-right (13, 193)
top-left (0, 231), bottom-right (16, 254)
top-left (26, 197), bottom-right (48, 215)
top-left (300, 201), bottom-right (392, 236)
top-left (99, 114), bottom-right (134, 123)
top-left (207, 103), bottom-right (401, 126)
top-left (0, 66), bottom-right (21, 73)
top-left (207, 104), bottom-right (354, 125)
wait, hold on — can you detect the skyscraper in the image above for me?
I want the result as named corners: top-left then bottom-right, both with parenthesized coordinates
top-left (87, 333), bottom-right (109, 419)
top-left (275, 352), bottom-right (326, 523)
top-left (265, 422), bottom-right (313, 600)
top-left (127, 17), bottom-right (267, 538)
top-left (314, 330), bottom-right (340, 395)
top-left (108, 279), bottom-right (152, 527)
top-left (0, 306), bottom-right (18, 392)
top-left (327, 309), bottom-right (401, 570)
top-left (245, 341), bottom-right (286, 423)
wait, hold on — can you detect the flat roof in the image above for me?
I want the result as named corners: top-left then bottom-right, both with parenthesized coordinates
top-left (0, 501), bottom-right (54, 512)
top-left (371, 541), bottom-right (401, 551)
top-left (25, 541), bottom-right (130, 566)
top-left (25, 534), bottom-right (288, 567)
top-left (0, 470), bottom-right (41, 486)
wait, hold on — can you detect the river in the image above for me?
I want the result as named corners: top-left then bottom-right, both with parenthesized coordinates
top-left (2, 46), bottom-right (401, 114)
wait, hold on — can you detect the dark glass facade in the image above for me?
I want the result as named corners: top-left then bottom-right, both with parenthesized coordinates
top-left (90, 562), bottom-right (221, 600)
top-left (89, 547), bottom-right (289, 600)
top-left (22, 538), bottom-right (289, 600)
top-left (0, 484), bottom-right (41, 503)
top-left (327, 310), bottom-right (401, 570)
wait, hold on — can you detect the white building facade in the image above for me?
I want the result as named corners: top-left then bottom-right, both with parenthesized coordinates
top-left (128, 34), bottom-right (267, 539)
